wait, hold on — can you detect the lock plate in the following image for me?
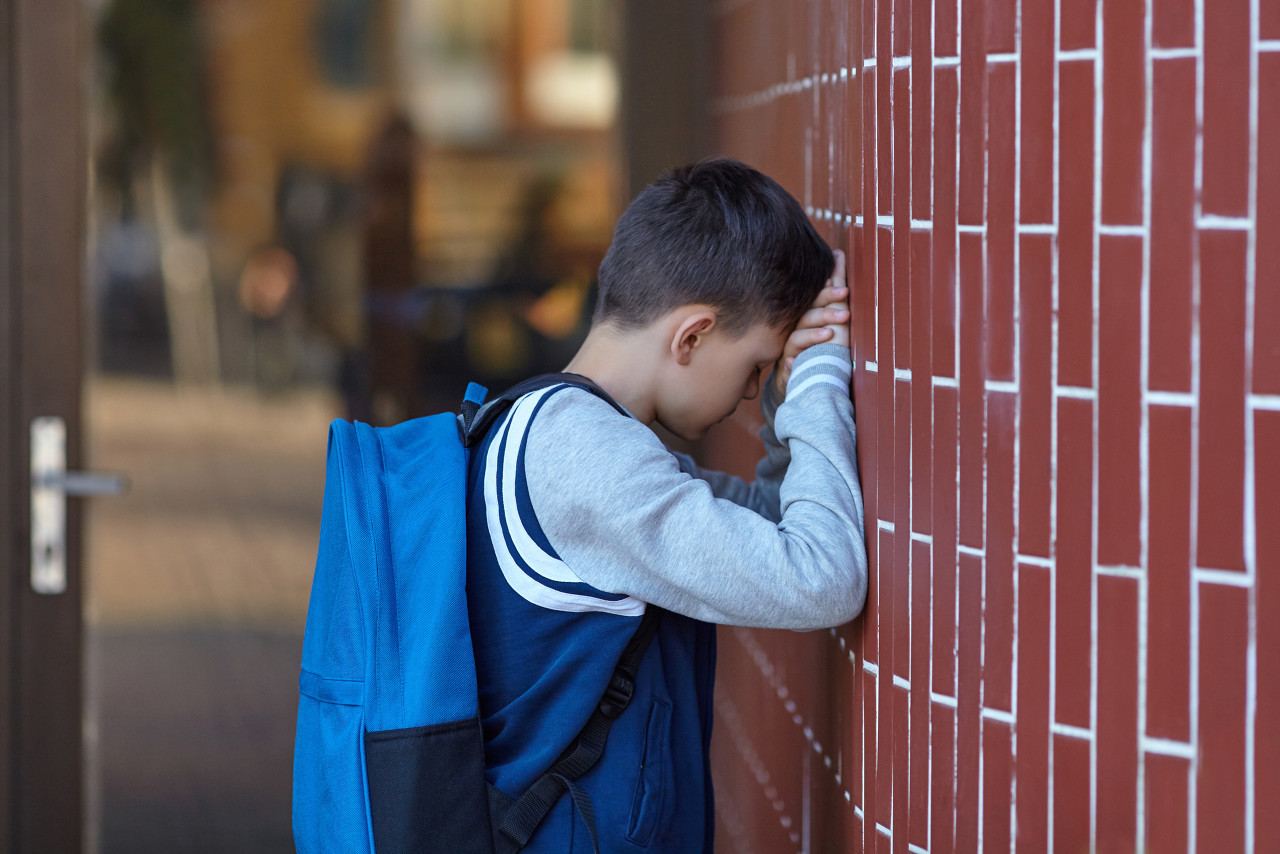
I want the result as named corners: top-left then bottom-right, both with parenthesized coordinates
top-left (31, 416), bottom-right (67, 594)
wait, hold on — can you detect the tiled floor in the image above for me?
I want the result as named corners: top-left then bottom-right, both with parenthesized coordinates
top-left (84, 376), bottom-right (340, 853)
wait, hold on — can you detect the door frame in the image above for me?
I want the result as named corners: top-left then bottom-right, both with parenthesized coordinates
top-left (1, 0), bottom-right (87, 849)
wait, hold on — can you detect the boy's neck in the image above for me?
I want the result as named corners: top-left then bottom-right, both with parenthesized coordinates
top-left (563, 323), bottom-right (661, 424)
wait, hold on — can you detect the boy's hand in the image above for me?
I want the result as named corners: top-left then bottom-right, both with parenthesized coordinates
top-left (774, 249), bottom-right (850, 397)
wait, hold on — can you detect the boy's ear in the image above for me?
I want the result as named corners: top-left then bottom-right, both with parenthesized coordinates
top-left (671, 308), bottom-right (718, 366)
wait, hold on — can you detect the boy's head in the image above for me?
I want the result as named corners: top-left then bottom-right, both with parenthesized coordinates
top-left (588, 158), bottom-right (836, 439)
top-left (594, 158), bottom-right (834, 337)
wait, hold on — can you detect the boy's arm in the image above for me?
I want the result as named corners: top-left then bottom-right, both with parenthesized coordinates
top-left (523, 341), bottom-right (866, 630)
top-left (667, 371), bottom-right (789, 521)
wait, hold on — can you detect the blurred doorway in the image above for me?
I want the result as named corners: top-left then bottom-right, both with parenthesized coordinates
top-left (80, 0), bottom-right (628, 851)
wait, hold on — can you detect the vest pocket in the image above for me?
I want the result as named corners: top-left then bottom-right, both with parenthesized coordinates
top-left (626, 698), bottom-right (672, 846)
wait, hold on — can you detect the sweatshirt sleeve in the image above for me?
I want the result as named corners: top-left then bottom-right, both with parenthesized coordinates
top-left (667, 366), bottom-right (789, 522)
top-left (524, 343), bottom-right (867, 630)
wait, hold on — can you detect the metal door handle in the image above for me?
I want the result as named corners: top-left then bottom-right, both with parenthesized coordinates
top-left (31, 416), bottom-right (129, 594)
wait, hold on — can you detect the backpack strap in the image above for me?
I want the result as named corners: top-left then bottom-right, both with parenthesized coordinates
top-left (458, 372), bottom-right (630, 448)
top-left (495, 606), bottom-right (664, 853)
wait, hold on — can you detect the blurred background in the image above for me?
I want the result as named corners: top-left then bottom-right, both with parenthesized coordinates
top-left (1, 0), bottom-right (707, 850)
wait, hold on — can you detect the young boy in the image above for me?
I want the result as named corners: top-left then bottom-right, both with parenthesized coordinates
top-left (466, 157), bottom-right (866, 852)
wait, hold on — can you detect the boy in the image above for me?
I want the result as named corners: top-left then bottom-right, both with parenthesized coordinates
top-left (467, 157), bottom-right (866, 852)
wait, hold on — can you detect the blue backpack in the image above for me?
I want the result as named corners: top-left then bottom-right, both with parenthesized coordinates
top-left (292, 374), bottom-right (661, 854)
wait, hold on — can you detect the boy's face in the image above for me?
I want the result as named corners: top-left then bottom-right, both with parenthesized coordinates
top-left (657, 319), bottom-right (790, 441)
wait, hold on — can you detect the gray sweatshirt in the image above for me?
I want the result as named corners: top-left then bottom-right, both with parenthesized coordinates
top-left (521, 342), bottom-right (867, 630)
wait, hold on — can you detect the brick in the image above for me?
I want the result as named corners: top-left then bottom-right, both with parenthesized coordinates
top-left (877, 644), bottom-right (895, 835)
top-left (1196, 230), bottom-right (1247, 572)
top-left (982, 720), bottom-right (1012, 853)
top-left (932, 69), bottom-right (959, 379)
top-left (986, 0), bottom-right (1015, 52)
top-left (1095, 575), bottom-right (1139, 853)
top-left (957, 0), bottom-right (985, 226)
top-left (892, 0), bottom-right (909, 57)
top-left (877, 528), bottom-right (895, 826)
top-left (932, 385), bottom-right (959, 694)
top-left (959, 233), bottom-right (985, 549)
top-left (935, 0), bottom-right (957, 58)
top-left (1146, 405), bottom-right (1192, 741)
top-left (911, 0), bottom-right (931, 218)
top-left (1015, 564), bottom-right (1052, 852)
top-left (879, 349), bottom-right (897, 525)
top-left (1059, 59), bottom-right (1096, 389)
top-left (1267, 0), bottom-right (1280, 40)
top-left (892, 684), bottom-right (909, 851)
top-left (954, 551), bottom-right (982, 852)
top-left (1018, 235), bottom-right (1054, 557)
top-left (1060, 0), bottom-right (1097, 50)
top-left (1144, 753), bottom-right (1189, 854)
top-left (1055, 397), bottom-right (1094, 729)
top-left (911, 232), bottom-right (933, 532)
top-left (1258, 54), bottom-right (1280, 395)
top-left (1020, 0), bottom-right (1055, 223)
top-left (896, 399), bottom-right (912, 672)
top-left (1153, 0), bottom-right (1195, 48)
top-left (931, 702), bottom-right (956, 854)
top-left (1101, 0), bottom-right (1145, 225)
top-left (1196, 583), bottom-right (1249, 854)
top-left (1150, 58), bottom-right (1197, 393)
top-left (878, 0), bottom-right (893, 216)
top-left (894, 70), bottom-right (912, 372)
top-left (1257, 410), bottom-right (1280, 851)
top-left (909, 540), bottom-right (931, 849)
top-left (1097, 235), bottom-right (1143, 567)
top-left (1053, 733), bottom-right (1092, 854)
top-left (987, 62), bottom-right (1016, 383)
top-left (1202, 0), bottom-right (1251, 217)
top-left (984, 391), bottom-right (1016, 711)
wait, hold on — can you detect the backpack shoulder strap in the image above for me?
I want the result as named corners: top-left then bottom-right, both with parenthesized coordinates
top-left (459, 372), bottom-right (630, 448)
top-left (495, 606), bottom-right (665, 853)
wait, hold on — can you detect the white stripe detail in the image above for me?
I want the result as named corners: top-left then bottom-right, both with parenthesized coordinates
top-left (787, 373), bottom-right (850, 399)
top-left (788, 354), bottom-right (853, 387)
top-left (497, 390), bottom-right (587, 584)
top-left (484, 389), bottom-right (646, 615)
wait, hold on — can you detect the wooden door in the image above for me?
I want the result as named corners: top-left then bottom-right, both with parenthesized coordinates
top-left (1, 0), bottom-right (87, 849)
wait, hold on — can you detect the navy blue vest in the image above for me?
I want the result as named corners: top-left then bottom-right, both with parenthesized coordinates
top-left (465, 383), bottom-right (718, 853)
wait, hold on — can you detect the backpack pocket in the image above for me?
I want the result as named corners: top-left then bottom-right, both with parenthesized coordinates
top-left (364, 717), bottom-right (494, 854)
top-left (625, 698), bottom-right (673, 847)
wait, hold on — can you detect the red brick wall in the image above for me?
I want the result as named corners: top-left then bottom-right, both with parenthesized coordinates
top-left (704, 1), bottom-right (1276, 851)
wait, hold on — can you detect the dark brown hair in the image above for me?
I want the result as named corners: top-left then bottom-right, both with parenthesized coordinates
top-left (594, 158), bottom-right (834, 336)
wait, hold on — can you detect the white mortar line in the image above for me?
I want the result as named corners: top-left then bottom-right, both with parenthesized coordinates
top-left (1019, 554), bottom-right (1054, 568)
top-left (1197, 214), bottom-right (1252, 230)
top-left (983, 707), bottom-right (1017, 724)
top-left (1090, 5), bottom-right (1103, 847)
top-left (1259, 39), bottom-right (1280, 51)
top-left (1143, 736), bottom-right (1197, 759)
top-left (1139, 5), bottom-right (1155, 836)
top-left (912, 218), bottom-right (934, 230)
top-left (1049, 0), bottom-right (1063, 843)
top-left (1096, 564), bottom-right (1143, 579)
top-left (988, 52), bottom-right (1018, 63)
top-left (1052, 721), bottom-right (1094, 740)
top-left (932, 692), bottom-right (959, 708)
top-left (912, 531), bottom-right (934, 544)
top-left (1058, 47), bottom-right (1099, 61)
top-left (866, 360), bottom-right (879, 372)
top-left (1055, 385), bottom-right (1096, 399)
top-left (1146, 390), bottom-right (1196, 406)
top-left (986, 380), bottom-right (1019, 393)
top-left (933, 375), bottom-right (958, 387)
top-left (1098, 223), bottom-right (1147, 236)
top-left (1018, 222), bottom-right (1058, 233)
top-left (1151, 46), bottom-right (1200, 59)
top-left (879, 519), bottom-right (897, 532)
top-left (935, 55), bottom-right (960, 68)
top-left (1194, 568), bottom-right (1253, 588)
top-left (1251, 394), bottom-right (1280, 410)
top-left (894, 674), bottom-right (911, 691)
top-left (1188, 1), bottom-right (1205, 846)
top-left (1245, 3), bottom-right (1261, 852)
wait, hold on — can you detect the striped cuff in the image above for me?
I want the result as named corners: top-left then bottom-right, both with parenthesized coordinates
top-left (786, 343), bottom-right (852, 398)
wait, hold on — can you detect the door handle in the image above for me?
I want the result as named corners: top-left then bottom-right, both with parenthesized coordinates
top-left (31, 416), bottom-right (129, 594)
